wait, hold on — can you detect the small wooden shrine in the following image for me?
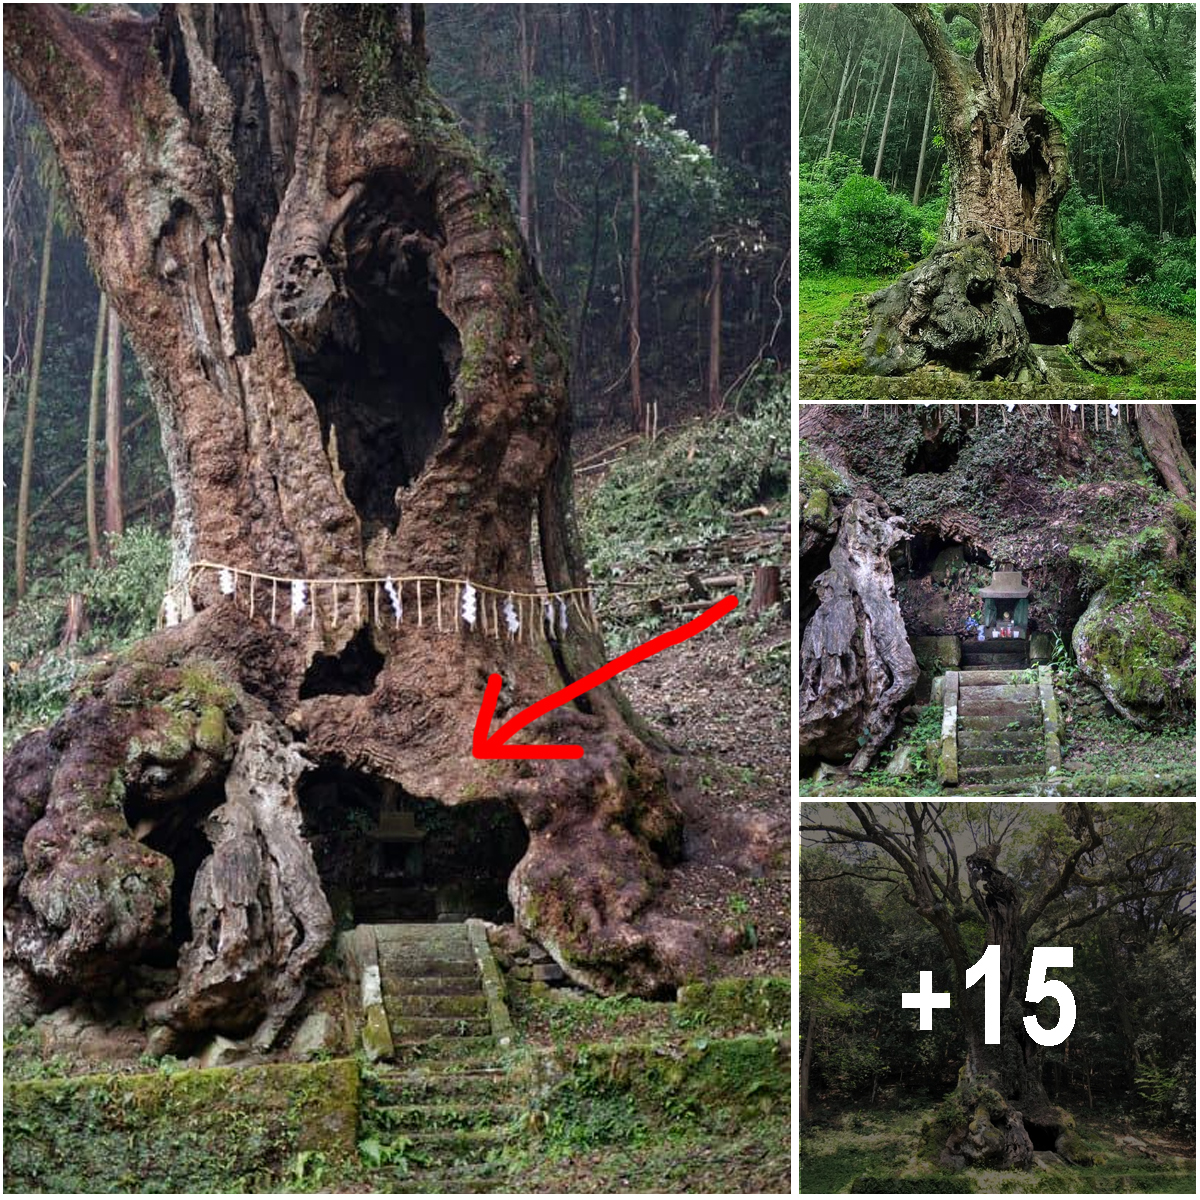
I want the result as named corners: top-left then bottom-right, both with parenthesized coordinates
top-left (962, 569), bottom-right (1031, 668)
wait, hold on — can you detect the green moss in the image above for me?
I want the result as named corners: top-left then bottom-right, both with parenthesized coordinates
top-left (1056, 1130), bottom-right (1095, 1166)
top-left (803, 488), bottom-right (832, 530)
top-left (675, 978), bottom-right (789, 1032)
top-left (194, 705), bottom-right (229, 757)
top-left (3, 1059), bottom-right (359, 1192)
top-left (796, 439), bottom-right (849, 499)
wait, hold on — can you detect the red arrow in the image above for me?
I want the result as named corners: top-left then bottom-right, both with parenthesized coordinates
top-left (473, 593), bottom-right (738, 760)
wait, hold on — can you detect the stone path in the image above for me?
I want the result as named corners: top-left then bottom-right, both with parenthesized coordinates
top-left (940, 666), bottom-right (1063, 791)
top-left (348, 922), bottom-right (518, 1193)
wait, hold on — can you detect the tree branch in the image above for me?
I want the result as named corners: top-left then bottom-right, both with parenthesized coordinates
top-left (1025, 3), bottom-right (1124, 87)
top-left (1021, 802), bottom-right (1103, 932)
top-left (1045, 882), bottom-right (1196, 939)
top-left (896, 3), bottom-right (967, 105)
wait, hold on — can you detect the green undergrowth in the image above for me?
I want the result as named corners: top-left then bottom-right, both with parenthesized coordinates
top-left (3, 524), bottom-right (171, 747)
top-left (802, 1106), bottom-right (1195, 1194)
top-left (3, 1058), bottom-right (360, 1193)
top-left (580, 366), bottom-right (788, 655)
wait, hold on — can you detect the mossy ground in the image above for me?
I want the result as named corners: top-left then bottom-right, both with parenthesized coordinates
top-left (4, 1023), bottom-right (789, 1193)
top-left (802, 1105), bottom-right (1195, 1194)
top-left (796, 273), bottom-right (1196, 398)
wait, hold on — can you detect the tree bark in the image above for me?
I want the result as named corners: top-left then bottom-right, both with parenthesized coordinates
top-left (629, 5), bottom-right (644, 432)
top-left (103, 304), bottom-right (124, 545)
top-left (865, 3), bottom-right (1127, 378)
top-left (1136, 404), bottom-right (1195, 501)
top-left (706, 10), bottom-right (723, 414)
top-left (797, 499), bottom-right (919, 773)
top-left (800, 1008), bottom-right (817, 1120)
top-left (872, 34), bottom-right (903, 180)
top-left (517, 4), bottom-right (540, 261)
top-left (912, 72), bottom-right (935, 206)
top-left (13, 170), bottom-right (56, 601)
top-left (824, 45), bottom-right (853, 160)
top-left (85, 291), bottom-right (107, 565)
top-left (4, 3), bottom-right (712, 1044)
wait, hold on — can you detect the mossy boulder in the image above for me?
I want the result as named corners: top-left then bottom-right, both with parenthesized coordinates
top-left (1071, 585), bottom-right (1195, 726)
top-left (1055, 1129), bottom-right (1095, 1166)
top-left (676, 977), bottom-right (789, 1032)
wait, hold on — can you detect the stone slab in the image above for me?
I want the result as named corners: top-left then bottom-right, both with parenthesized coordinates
top-left (938, 672), bottom-right (959, 786)
top-left (1038, 664), bottom-right (1064, 773)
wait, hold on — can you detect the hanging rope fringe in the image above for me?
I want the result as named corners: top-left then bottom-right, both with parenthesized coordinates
top-left (161, 560), bottom-right (599, 643)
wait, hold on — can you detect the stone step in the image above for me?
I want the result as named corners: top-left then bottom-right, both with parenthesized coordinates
top-left (957, 683), bottom-right (1038, 705)
top-left (957, 732), bottom-right (1041, 753)
top-left (375, 1102), bottom-right (515, 1132)
top-left (957, 764), bottom-right (1045, 785)
top-left (384, 1013), bottom-right (492, 1040)
top-left (959, 713), bottom-right (1040, 733)
top-left (388, 974), bottom-right (483, 997)
top-left (377, 956), bottom-right (479, 978)
top-left (957, 700), bottom-right (1040, 720)
top-left (959, 747), bottom-right (1045, 769)
top-left (384, 993), bottom-right (488, 1020)
top-left (957, 669), bottom-right (1037, 687)
top-left (402, 1127), bottom-right (511, 1158)
top-left (391, 1036), bottom-right (498, 1064)
top-left (372, 1068), bottom-right (509, 1105)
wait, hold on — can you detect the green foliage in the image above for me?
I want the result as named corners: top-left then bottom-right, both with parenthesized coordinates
top-left (795, 157), bottom-right (927, 275)
top-left (1062, 192), bottom-right (1196, 318)
top-left (4, 525), bottom-right (171, 744)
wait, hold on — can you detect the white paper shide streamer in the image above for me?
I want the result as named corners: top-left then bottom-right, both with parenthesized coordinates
top-left (461, 581), bottom-right (478, 628)
top-left (503, 594), bottom-right (519, 636)
top-left (218, 567), bottom-right (236, 596)
top-left (384, 576), bottom-right (403, 622)
top-left (291, 579), bottom-right (307, 617)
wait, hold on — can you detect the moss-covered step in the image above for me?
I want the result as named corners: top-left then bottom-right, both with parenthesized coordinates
top-left (390, 1035), bottom-right (498, 1063)
top-left (371, 1067), bottom-right (509, 1105)
top-left (385, 1014), bottom-right (492, 1039)
top-left (958, 731), bottom-right (1041, 751)
top-left (958, 764), bottom-right (1046, 784)
top-left (3, 1058), bottom-right (360, 1193)
top-left (959, 713), bottom-right (1039, 732)
top-left (383, 992), bottom-right (488, 1019)
top-left (957, 683), bottom-right (1039, 705)
top-left (957, 669), bottom-right (1039, 687)
top-left (374, 1101), bottom-right (514, 1132)
top-left (389, 972), bottom-right (483, 996)
top-left (959, 747), bottom-right (1044, 768)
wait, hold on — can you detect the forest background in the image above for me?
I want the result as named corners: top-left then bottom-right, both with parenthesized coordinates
top-left (2, 3), bottom-right (790, 739)
top-left (796, 2), bottom-right (1196, 383)
top-left (800, 800), bottom-right (1196, 1194)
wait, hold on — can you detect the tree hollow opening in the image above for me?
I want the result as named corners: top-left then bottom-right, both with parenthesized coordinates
top-left (294, 181), bottom-right (461, 538)
top-left (299, 627), bottom-right (385, 698)
top-left (123, 780), bottom-right (223, 959)
top-left (299, 763), bottom-right (528, 925)
top-left (1020, 297), bottom-right (1074, 345)
top-left (1023, 1118), bottom-right (1059, 1151)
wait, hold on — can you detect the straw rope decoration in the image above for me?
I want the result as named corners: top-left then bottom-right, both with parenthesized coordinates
top-left (161, 560), bottom-right (599, 643)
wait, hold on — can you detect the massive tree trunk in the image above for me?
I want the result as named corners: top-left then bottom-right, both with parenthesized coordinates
top-left (864, 3), bottom-right (1127, 379)
top-left (797, 498), bottom-right (918, 773)
top-left (1136, 403), bottom-right (1196, 501)
top-left (4, 3), bottom-right (709, 1050)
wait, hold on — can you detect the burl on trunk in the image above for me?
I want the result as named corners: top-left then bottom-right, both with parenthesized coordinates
top-left (3, 4), bottom-right (715, 1049)
top-left (865, 3), bottom-right (1127, 379)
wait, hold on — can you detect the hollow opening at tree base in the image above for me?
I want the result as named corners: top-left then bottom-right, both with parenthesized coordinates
top-left (299, 763), bottom-right (528, 925)
top-left (1019, 296), bottom-right (1074, 345)
top-left (1023, 1118), bottom-right (1060, 1152)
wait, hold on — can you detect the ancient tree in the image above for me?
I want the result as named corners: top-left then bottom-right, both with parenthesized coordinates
top-left (865, 3), bottom-right (1127, 378)
top-left (802, 802), bottom-right (1194, 1169)
top-left (4, 4), bottom-right (706, 1052)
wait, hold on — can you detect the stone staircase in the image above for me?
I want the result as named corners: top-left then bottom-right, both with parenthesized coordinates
top-left (939, 666), bottom-right (1063, 791)
top-left (348, 922), bottom-right (519, 1193)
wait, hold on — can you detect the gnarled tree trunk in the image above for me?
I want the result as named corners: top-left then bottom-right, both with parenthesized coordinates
top-left (864, 3), bottom-right (1126, 379)
top-left (4, 3), bottom-right (712, 1050)
top-left (797, 498), bottom-right (918, 772)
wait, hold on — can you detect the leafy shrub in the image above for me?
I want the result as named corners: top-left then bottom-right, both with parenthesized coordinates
top-left (1137, 241), bottom-right (1196, 316)
top-left (832, 174), bottom-right (921, 274)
